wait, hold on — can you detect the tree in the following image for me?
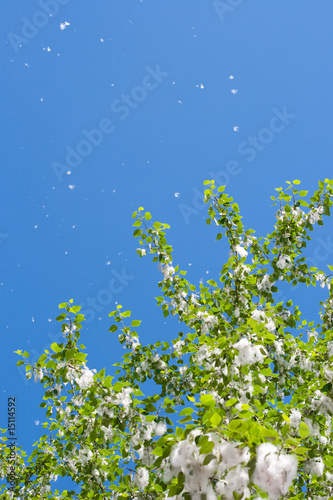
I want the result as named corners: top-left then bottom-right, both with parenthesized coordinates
top-left (1, 178), bottom-right (333, 499)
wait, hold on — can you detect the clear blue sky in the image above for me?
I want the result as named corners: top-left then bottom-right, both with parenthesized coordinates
top-left (1, 0), bottom-right (333, 493)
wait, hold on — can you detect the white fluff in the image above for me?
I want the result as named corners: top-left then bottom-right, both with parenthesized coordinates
top-left (235, 245), bottom-right (248, 258)
top-left (252, 443), bottom-right (298, 500)
top-left (134, 467), bottom-right (149, 490)
top-left (303, 457), bottom-right (324, 477)
top-left (234, 338), bottom-right (266, 365)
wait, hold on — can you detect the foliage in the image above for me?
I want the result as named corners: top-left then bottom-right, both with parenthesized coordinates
top-left (1, 179), bottom-right (333, 499)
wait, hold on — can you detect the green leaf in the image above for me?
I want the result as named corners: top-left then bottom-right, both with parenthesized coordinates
top-left (74, 352), bottom-right (87, 362)
top-left (225, 398), bottom-right (238, 408)
top-left (199, 441), bottom-right (214, 454)
top-left (65, 349), bottom-right (75, 361)
top-left (109, 325), bottom-right (118, 333)
top-left (322, 382), bottom-right (332, 394)
top-left (168, 484), bottom-right (183, 497)
top-left (104, 376), bottom-right (113, 388)
top-left (145, 212), bottom-right (152, 220)
top-left (203, 453), bottom-right (216, 465)
top-left (200, 394), bottom-right (215, 406)
top-left (299, 422), bottom-right (311, 439)
top-left (285, 436), bottom-right (300, 447)
top-left (50, 343), bottom-right (62, 353)
top-left (178, 415), bottom-right (193, 424)
top-left (121, 310), bottom-right (131, 318)
top-left (56, 313), bottom-right (67, 322)
top-left (178, 471), bottom-right (185, 486)
top-left (131, 320), bottom-right (141, 327)
top-left (233, 492), bottom-right (245, 500)
top-left (294, 446), bottom-right (309, 456)
top-left (207, 280), bottom-right (217, 287)
top-left (210, 412), bottom-right (222, 426)
top-left (152, 447), bottom-right (164, 456)
top-left (70, 305), bottom-right (81, 313)
top-left (179, 408), bottom-right (194, 416)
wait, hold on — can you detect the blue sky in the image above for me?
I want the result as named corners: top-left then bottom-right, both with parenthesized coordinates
top-left (1, 0), bottom-right (333, 493)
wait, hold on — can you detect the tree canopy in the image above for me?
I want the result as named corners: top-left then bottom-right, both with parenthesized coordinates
top-left (2, 179), bottom-right (333, 499)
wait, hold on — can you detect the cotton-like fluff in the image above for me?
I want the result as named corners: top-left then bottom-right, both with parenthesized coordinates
top-left (114, 387), bottom-right (133, 409)
top-left (169, 432), bottom-right (218, 496)
top-left (162, 264), bottom-right (175, 280)
top-left (134, 467), bottom-right (149, 490)
top-left (234, 245), bottom-right (248, 259)
top-left (155, 421), bottom-right (167, 436)
top-left (167, 433), bottom-right (252, 498)
top-left (217, 442), bottom-right (250, 473)
top-left (34, 368), bottom-right (44, 383)
top-left (136, 445), bottom-right (155, 467)
top-left (308, 206), bottom-right (324, 225)
top-left (303, 457), bottom-right (324, 477)
top-left (251, 309), bottom-right (276, 333)
top-left (312, 393), bottom-right (333, 415)
top-left (216, 441), bottom-right (250, 500)
top-left (289, 408), bottom-right (302, 428)
top-left (251, 309), bottom-right (266, 322)
top-left (140, 418), bottom-right (167, 439)
top-left (75, 366), bottom-right (97, 390)
top-left (276, 255), bottom-right (291, 270)
top-left (196, 312), bottom-right (219, 334)
top-left (173, 340), bottom-right (185, 356)
top-left (303, 418), bottom-right (320, 441)
top-left (265, 318), bottom-right (275, 333)
top-left (257, 274), bottom-right (274, 293)
top-left (100, 425), bottom-right (113, 441)
top-left (216, 466), bottom-right (250, 500)
top-left (326, 471), bottom-right (333, 483)
top-left (252, 443), bottom-right (298, 500)
top-left (234, 338), bottom-right (266, 366)
top-left (78, 447), bottom-right (93, 465)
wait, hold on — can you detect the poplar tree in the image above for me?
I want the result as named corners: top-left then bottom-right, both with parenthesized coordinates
top-left (2, 179), bottom-right (333, 499)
